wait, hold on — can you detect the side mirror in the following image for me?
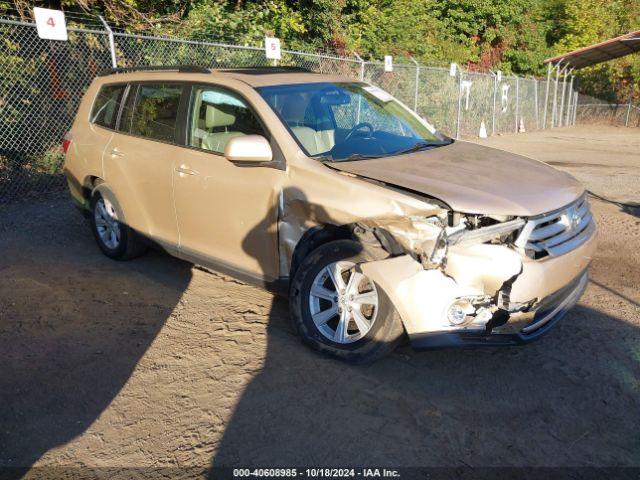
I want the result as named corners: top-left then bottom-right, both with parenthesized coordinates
top-left (224, 135), bottom-right (273, 163)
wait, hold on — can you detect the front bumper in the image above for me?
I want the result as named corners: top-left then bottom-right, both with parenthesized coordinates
top-left (358, 221), bottom-right (597, 349)
top-left (410, 269), bottom-right (589, 349)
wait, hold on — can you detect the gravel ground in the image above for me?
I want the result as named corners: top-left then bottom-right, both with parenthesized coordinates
top-left (0, 125), bottom-right (638, 477)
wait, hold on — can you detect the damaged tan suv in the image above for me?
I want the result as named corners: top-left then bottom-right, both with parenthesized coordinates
top-left (64, 66), bottom-right (597, 363)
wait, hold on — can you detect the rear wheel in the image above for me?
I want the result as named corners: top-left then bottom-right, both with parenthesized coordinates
top-left (289, 239), bottom-right (404, 364)
top-left (90, 190), bottom-right (146, 260)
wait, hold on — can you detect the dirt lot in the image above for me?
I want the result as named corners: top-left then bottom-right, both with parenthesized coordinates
top-left (1, 125), bottom-right (639, 477)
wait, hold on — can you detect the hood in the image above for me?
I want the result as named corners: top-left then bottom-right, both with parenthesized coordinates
top-left (328, 141), bottom-right (584, 216)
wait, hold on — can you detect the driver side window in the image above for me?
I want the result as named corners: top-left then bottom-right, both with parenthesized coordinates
top-left (189, 86), bottom-right (266, 154)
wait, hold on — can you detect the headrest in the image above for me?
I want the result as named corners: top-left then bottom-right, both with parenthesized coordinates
top-left (280, 94), bottom-right (307, 125)
top-left (205, 104), bottom-right (236, 129)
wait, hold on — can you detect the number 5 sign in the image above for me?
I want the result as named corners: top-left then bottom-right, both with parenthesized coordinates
top-left (34, 7), bottom-right (68, 41)
top-left (264, 37), bottom-right (281, 60)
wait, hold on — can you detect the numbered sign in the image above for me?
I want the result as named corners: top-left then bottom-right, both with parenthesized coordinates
top-left (461, 80), bottom-right (473, 110)
top-left (501, 84), bottom-right (510, 113)
top-left (384, 55), bottom-right (393, 72)
top-left (449, 63), bottom-right (457, 77)
top-left (33, 7), bottom-right (68, 41)
top-left (265, 37), bottom-right (281, 60)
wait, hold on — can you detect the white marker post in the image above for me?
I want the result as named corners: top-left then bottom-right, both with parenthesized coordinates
top-left (449, 63), bottom-right (457, 77)
top-left (265, 37), bottom-right (281, 66)
top-left (384, 55), bottom-right (393, 72)
top-left (33, 7), bottom-right (68, 41)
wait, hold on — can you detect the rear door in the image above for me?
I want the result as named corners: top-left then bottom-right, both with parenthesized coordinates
top-left (103, 82), bottom-right (185, 252)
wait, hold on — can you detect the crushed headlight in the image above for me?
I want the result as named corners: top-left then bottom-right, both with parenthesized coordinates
top-left (448, 218), bottom-right (525, 247)
top-left (384, 216), bottom-right (448, 267)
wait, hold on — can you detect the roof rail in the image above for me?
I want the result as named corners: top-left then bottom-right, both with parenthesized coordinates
top-left (98, 65), bottom-right (210, 77)
top-left (213, 66), bottom-right (315, 74)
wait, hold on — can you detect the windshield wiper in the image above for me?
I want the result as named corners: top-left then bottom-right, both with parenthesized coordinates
top-left (339, 153), bottom-right (387, 162)
top-left (316, 140), bottom-right (452, 163)
top-left (393, 141), bottom-right (439, 155)
top-left (316, 153), bottom-right (386, 163)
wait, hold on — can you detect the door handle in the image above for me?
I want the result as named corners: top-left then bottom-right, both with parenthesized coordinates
top-left (110, 148), bottom-right (125, 158)
top-left (176, 165), bottom-right (198, 176)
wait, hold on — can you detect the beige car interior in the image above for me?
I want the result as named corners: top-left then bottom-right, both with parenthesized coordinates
top-left (190, 90), bottom-right (251, 153)
top-left (281, 93), bottom-right (335, 156)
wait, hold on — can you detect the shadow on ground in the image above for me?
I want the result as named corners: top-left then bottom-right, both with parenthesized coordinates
top-left (588, 190), bottom-right (640, 219)
top-left (207, 303), bottom-right (640, 469)
top-left (0, 200), bottom-right (193, 478)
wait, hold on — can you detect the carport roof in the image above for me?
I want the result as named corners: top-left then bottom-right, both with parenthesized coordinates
top-left (544, 30), bottom-right (640, 69)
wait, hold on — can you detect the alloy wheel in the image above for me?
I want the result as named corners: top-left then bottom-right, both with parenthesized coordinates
top-left (94, 197), bottom-right (121, 249)
top-left (308, 260), bottom-right (379, 344)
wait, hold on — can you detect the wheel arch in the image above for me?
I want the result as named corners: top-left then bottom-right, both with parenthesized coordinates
top-left (89, 181), bottom-right (129, 226)
top-left (82, 175), bottom-right (103, 201)
top-left (289, 223), bottom-right (354, 280)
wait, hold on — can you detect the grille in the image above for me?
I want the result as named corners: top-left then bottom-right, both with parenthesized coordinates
top-left (515, 195), bottom-right (595, 259)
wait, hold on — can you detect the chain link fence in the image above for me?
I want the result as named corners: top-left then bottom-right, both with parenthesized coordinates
top-left (575, 93), bottom-right (640, 127)
top-left (0, 20), bottom-right (113, 201)
top-left (0, 17), bottom-right (636, 203)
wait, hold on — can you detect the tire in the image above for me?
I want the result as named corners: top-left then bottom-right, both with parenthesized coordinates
top-left (90, 189), bottom-right (146, 261)
top-left (289, 239), bottom-right (404, 364)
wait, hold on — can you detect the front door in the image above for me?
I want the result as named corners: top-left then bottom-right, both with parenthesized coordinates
top-left (173, 84), bottom-right (284, 281)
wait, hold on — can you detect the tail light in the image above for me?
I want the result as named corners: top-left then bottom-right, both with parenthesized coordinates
top-left (62, 132), bottom-right (72, 154)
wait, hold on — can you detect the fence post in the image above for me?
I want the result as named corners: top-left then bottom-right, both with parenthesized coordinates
top-left (573, 93), bottom-right (578, 125)
top-left (565, 75), bottom-right (574, 126)
top-left (551, 61), bottom-right (563, 127)
top-left (455, 67), bottom-right (463, 139)
top-left (99, 16), bottom-right (117, 69)
top-left (625, 102), bottom-right (632, 126)
top-left (559, 68), bottom-right (569, 127)
top-left (491, 71), bottom-right (498, 136)
top-left (563, 76), bottom-right (573, 127)
top-left (353, 53), bottom-right (365, 81)
top-left (409, 56), bottom-right (420, 112)
top-left (533, 77), bottom-right (539, 129)
top-left (543, 63), bottom-right (552, 129)
top-left (515, 75), bottom-right (520, 133)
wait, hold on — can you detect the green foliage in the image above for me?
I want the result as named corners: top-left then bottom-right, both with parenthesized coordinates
top-left (171, 1), bottom-right (306, 46)
top-left (7, 0), bottom-right (640, 101)
top-left (31, 147), bottom-right (65, 175)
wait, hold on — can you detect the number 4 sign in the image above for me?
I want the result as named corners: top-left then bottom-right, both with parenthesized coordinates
top-left (33, 7), bottom-right (68, 41)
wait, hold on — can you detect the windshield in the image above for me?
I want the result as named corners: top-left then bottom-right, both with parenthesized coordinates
top-left (257, 82), bottom-right (452, 162)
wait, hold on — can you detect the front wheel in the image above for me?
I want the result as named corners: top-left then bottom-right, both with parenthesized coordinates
top-left (289, 239), bottom-right (404, 364)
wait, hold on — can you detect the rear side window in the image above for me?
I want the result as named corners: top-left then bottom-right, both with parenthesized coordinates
top-left (91, 84), bottom-right (126, 129)
top-left (130, 83), bottom-right (183, 143)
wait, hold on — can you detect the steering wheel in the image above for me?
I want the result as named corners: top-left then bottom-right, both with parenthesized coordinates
top-left (344, 122), bottom-right (374, 141)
